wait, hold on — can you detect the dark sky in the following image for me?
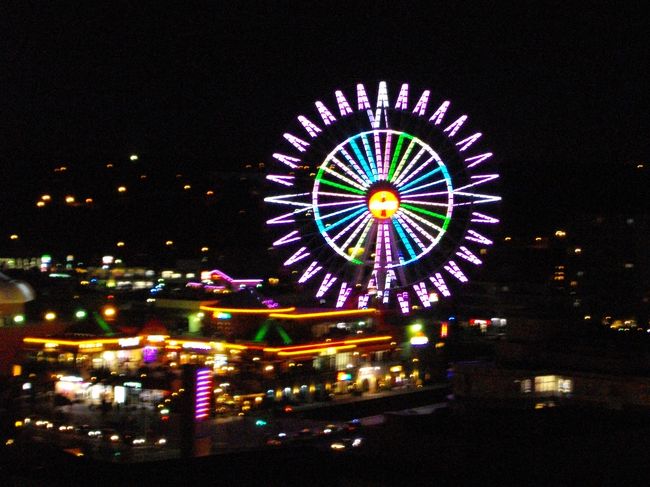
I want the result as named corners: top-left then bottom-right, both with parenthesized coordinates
top-left (1, 2), bottom-right (648, 251)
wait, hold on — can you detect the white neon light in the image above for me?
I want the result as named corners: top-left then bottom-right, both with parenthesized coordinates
top-left (465, 152), bottom-right (493, 168)
top-left (383, 269), bottom-right (396, 301)
top-left (283, 133), bottom-right (310, 152)
top-left (465, 229), bottom-right (493, 246)
top-left (335, 282), bottom-right (352, 308)
top-left (316, 273), bottom-right (337, 298)
top-left (429, 273), bottom-right (451, 297)
top-left (456, 246), bottom-right (483, 265)
top-left (264, 193), bottom-right (311, 208)
top-left (456, 132), bottom-right (482, 152)
top-left (373, 131), bottom-right (383, 180)
top-left (283, 246), bottom-right (310, 266)
top-left (382, 131), bottom-right (392, 179)
top-left (412, 90), bottom-right (430, 116)
top-left (373, 81), bottom-right (389, 128)
top-left (373, 223), bottom-right (384, 270)
top-left (298, 115), bottom-right (322, 138)
top-left (397, 292), bottom-right (410, 314)
top-left (444, 260), bottom-right (468, 283)
top-left (358, 294), bottom-right (370, 309)
top-left (392, 148), bottom-right (428, 186)
top-left (413, 282), bottom-right (431, 308)
top-left (273, 230), bottom-right (301, 247)
top-left (266, 208), bottom-right (308, 225)
top-left (335, 90), bottom-right (353, 116)
top-left (398, 211), bottom-right (441, 245)
top-left (395, 214), bottom-right (428, 253)
top-left (272, 153), bottom-right (300, 169)
top-left (315, 101), bottom-right (337, 126)
top-left (361, 134), bottom-right (378, 179)
top-left (346, 217), bottom-right (374, 263)
top-left (429, 101), bottom-right (450, 125)
top-left (338, 147), bottom-right (373, 184)
top-left (443, 115), bottom-right (467, 138)
top-left (335, 213), bottom-right (371, 251)
top-left (471, 212), bottom-right (499, 224)
top-left (266, 175), bottom-right (295, 187)
top-left (395, 83), bottom-right (409, 110)
top-left (453, 174), bottom-right (499, 192)
top-left (357, 83), bottom-right (370, 110)
top-left (452, 191), bottom-right (501, 206)
top-left (393, 155), bottom-right (435, 188)
top-left (298, 261), bottom-right (323, 283)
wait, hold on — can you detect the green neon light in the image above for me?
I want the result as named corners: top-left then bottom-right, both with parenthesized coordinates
top-left (276, 325), bottom-right (293, 345)
top-left (387, 133), bottom-right (409, 181)
top-left (92, 311), bottom-right (115, 336)
top-left (253, 322), bottom-right (271, 342)
top-left (400, 204), bottom-right (451, 230)
top-left (318, 178), bottom-right (366, 195)
top-left (392, 138), bottom-right (417, 182)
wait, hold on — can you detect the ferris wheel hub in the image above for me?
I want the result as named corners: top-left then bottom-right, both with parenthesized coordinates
top-left (368, 189), bottom-right (399, 220)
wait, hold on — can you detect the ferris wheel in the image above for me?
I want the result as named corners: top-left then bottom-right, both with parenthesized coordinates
top-left (265, 81), bottom-right (500, 313)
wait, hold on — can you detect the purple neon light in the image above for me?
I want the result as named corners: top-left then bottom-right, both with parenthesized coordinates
top-left (335, 90), bottom-right (353, 116)
top-left (456, 132), bottom-right (482, 152)
top-left (397, 291), bottom-right (410, 314)
top-left (284, 246), bottom-right (310, 266)
top-left (273, 230), bottom-right (300, 247)
top-left (298, 260), bottom-right (323, 284)
top-left (195, 368), bottom-right (212, 421)
top-left (413, 282), bottom-right (431, 308)
top-left (316, 273), bottom-right (337, 298)
top-left (465, 229), bottom-right (493, 246)
top-left (373, 131), bottom-right (383, 179)
top-left (471, 212), bottom-right (499, 224)
top-left (429, 101), bottom-right (450, 125)
top-left (283, 133), bottom-right (310, 152)
top-left (456, 246), bottom-right (483, 265)
top-left (298, 115), bottom-right (322, 138)
top-left (452, 191), bottom-right (501, 206)
top-left (335, 282), bottom-right (352, 308)
top-left (429, 273), bottom-right (451, 297)
top-left (373, 223), bottom-right (384, 270)
top-left (412, 90), bottom-right (430, 116)
top-left (454, 174), bottom-right (499, 192)
top-left (356, 84), bottom-right (370, 110)
top-left (395, 83), bottom-right (409, 110)
top-left (315, 101), bottom-right (337, 126)
top-left (266, 209), bottom-right (305, 225)
top-left (465, 152), bottom-right (493, 169)
top-left (444, 260), bottom-right (468, 283)
top-left (443, 115), bottom-right (467, 138)
top-left (383, 269), bottom-right (396, 303)
top-left (382, 131), bottom-right (393, 179)
top-left (272, 153), bottom-right (300, 169)
top-left (358, 294), bottom-right (370, 309)
top-left (266, 174), bottom-right (295, 187)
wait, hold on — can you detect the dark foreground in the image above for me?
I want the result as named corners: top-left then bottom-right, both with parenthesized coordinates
top-left (4, 406), bottom-right (650, 486)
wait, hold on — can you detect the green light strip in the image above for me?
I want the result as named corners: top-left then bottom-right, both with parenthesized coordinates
top-left (318, 177), bottom-right (366, 195)
top-left (387, 133), bottom-right (408, 181)
top-left (391, 138), bottom-right (417, 183)
top-left (400, 203), bottom-right (451, 230)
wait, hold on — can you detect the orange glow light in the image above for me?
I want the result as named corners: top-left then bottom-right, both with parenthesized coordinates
top-left (268, 308), bottom-right (377, 320)
top-left (200, 306), bottom-right (296, 315)
top-left (264, 335), bottom-right (392, 353)
top-left (368, 190), bottom-right (399, 219)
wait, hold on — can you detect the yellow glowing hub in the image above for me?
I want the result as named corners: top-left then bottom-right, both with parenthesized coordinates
top-left (368, 190), bottom-right (399, 219)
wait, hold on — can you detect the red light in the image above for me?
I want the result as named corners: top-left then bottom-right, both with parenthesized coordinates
top-left (284, 406), bottom-right (293, 413)
top-left (440, 322), bottom-right (448, 338)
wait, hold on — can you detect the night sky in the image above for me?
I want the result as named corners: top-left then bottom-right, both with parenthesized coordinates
top-left (1, 2), bottom-right (648, 260)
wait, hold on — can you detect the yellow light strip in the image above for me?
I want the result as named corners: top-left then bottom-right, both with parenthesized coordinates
top-left (24, 337), bottom-right (128, 346)
top-left (268, 308), bottom-right (377, 320)
top-left (264, 335), bottom-right (392, 353)
top-left (277, 345), bottom-right (356, 356)
top-left (199, 306), bottom-right (296, 314)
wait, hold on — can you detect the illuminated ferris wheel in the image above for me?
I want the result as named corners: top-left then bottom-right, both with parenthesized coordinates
top-left (265, 81), bottom-right (500, 313)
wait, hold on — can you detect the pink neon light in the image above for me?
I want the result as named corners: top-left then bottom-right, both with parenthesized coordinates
top-left (395, 83), bottom-right (409, 110)
top-left (429, 273), bottom-right (451, 297)
top-left (298, 115), bottom-right (322, 138)
top-left (429, 101), bottom-right (450, 125)
top-left (443, 115), bottom-right (467, 137)
top-left (397, 292), bottom-right (410, 314)
top-left (373, 131), bottom-right (383, 179)
top-left (267, 211), bottom-right (299, 225)
top-left (298, 261), bottom-right (322, 283)
top-left (316, 273), bottom-right (337, 298)
top-left (413, 90), bottom-right (430, 117)
top-left (273, 230), bottom-right (300, 247)
top-left (455, 174), bottom-right (499, 192)
top-left (335, 90), bottom-right (353, 116)
top-left (383, 223), bottom-right (393, 268)
top-left (456, 132), bottom-right (482, 152)
top-left (465, 152), bottom-right (493, 168)
top-left (383, 269), bottom-right (396, 303)
top-left (471, 212), bottom-right (499, 224)
top-left (335, 282), bottom-right (352, 308)
top-left (315, 101), bottom-right (337, 125)
top-left (456, 246), bottom-right (483, 265)
top-left (373, 223), bottom-right (384, 270)
top-left (356, 84), bottom-right (370, 110)
top-left (283, 133), bottom-right (310, 152)
top-left (266, 174), bottom-right (295, 187)
top-left (195, 369), bottom-right (212, 421)
top-left (284, 246), bottom-right (310, 266)
top-left (465, 229), bottom-right (493, 246)
top-left (413, 282), bottom-right (431, 308)
top-left (272, 153), bottom-right (300, 169)
top-left (382, 132), bottom-right (392, 179)
top-left (444, 260), bottom-right (468, 283)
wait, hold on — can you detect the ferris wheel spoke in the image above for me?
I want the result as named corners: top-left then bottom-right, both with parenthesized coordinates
top-left (386, 133), bottom-right (407, 181)
top-left (338, 147), bottom-right (373, 184)
top-left (347, 217), bottom-right (374, 263)
top-left (388, 136), bottom-right (416, 182)
top-left (399, 206), bottom-right (448, 234)
top-left (394, 213), bottom-right (429, 253)
top-left (320, 165), bottom-right (368, 192)
top-left (333, 212), bottom-right (372, 246)
top-left (373, 131), bottom-right (384, 181)
top-left (361, 133), bottom-right (379, 180)
top-left (318, 206), bottom-right (368, 233)
top-left (391, 142), bottom-right (423, 184)
top-left (399, 167), bottom-right (445, 193)
top-left (329, 155), bottom-right (369, 189)
top-left (393, 151), bottom-right (431, 187)
top-left (348, 139), bottom-right (376, 182)
top-left (392, 218), bottom-right (418, 261)
top-left (317, 177), bottom-right (366, 196)
top-left (382, 131), bottom-right (393, 180)
top-left (318, 203), bottom-right (366, 222)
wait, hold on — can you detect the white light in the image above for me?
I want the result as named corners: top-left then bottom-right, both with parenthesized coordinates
top-left (443, 115), bottom-right (467, 137)
top-left (315, 101), bottom-right (337, 125)
top-left (429, 100), bottom-right (450, 125)
top-left (298, 115), bottom-right (322, 137)
top-left (272, 153), bottom-right (300, 169)
top-left (412, 90), bottom-right (430, 116)
top-left (283, 133), bottom-right (309, 152)
top-left (283, 246), bottom-right (309, 266)
top-left (395, 83), bottom-right (409, 110)
top-left (335, 90), bottom-right (353, 116)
